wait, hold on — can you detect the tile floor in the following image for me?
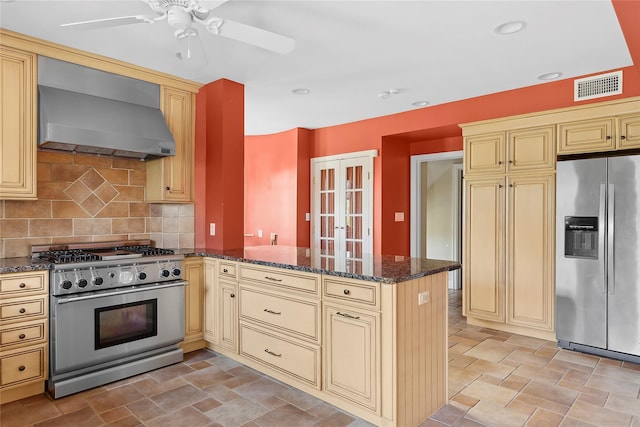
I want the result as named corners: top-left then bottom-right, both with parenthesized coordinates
top-left (2, 290), bottom-right (640, 427)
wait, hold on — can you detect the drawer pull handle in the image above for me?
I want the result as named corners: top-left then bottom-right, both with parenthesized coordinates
top-left (264, 276), bottom-right (282, 282)
top-left (337, 311), bottom-right (360, 320)
top-left (263, 308), bottom-right (282, 315)
top-left (19, 283), bottom-right (27, 288)
top-left (19, 334), bottom-right (26, 339)
top-left (19, 308), bottom-right (27, 314)
top-left (343, 289), bottom-right (351, 295)
top-left (18, 366), bottom-right (26, 372)
top-left (264, 349), bottom-right (282, 357)
top-left (223, 268), bottom-right (228, 273)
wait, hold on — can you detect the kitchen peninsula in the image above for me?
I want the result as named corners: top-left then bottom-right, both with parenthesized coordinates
top-left (182, 246), bottom-right (460, 427)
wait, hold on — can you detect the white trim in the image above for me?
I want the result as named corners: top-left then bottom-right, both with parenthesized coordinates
top-left (410, 151), bottom-right (463, 257)
top-left (310, 149), bottom-right (378, 164)
top-left (450, 163), bottom-right (464, 289)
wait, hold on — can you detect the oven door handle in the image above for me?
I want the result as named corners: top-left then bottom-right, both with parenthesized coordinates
top-left (54, 281), bottom-right (187, 304)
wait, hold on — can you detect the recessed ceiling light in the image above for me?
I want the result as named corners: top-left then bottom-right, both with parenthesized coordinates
top-left (494, 21), bottom-right (526, 35)
top-left (411, 101), bottom-right (429, 107)
top-left (378, 89), bottom-right (399, 100)
top-left (537, 72), bottom-right (562, 80)
top-left (292, 88), bottom-right (310, 95)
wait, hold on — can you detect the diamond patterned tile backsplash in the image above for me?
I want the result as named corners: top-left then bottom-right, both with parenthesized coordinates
top-left (0, 151), bottom-right (194, 258)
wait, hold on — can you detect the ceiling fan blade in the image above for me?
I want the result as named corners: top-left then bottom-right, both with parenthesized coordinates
top-left (207, 18), bottom-right (295, 54)
top-left (61, 15), bottom-right (154, 30)
top-left (176, 28), bottom-right (208, 66)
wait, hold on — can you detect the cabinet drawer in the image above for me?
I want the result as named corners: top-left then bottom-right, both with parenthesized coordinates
top-left (0, 320), bottom-right (47, 349)
top-left (0, 345), bottom-right (46, 388)
top-left (218, 261), bottom-right (238, 279)
top-left (323, 277), bottom-right (379, 309)
top-left (239, 287), bottom-right (320, 342)
top-left (0, 272), bottom-right (47, 297)
top-left (240, 323), bottom-right (320, 388)
top-left (0, 296), bottom-right (47, 324)
top-left (239, 264), bottom-right (320, 296)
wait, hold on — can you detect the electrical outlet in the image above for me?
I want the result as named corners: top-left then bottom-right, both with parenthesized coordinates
top-left (418, 291), bottom-right (430, 305)
top-left (258, 229), bottom-right (263, 238)
top-left (209, 223), bottom-right (215, 236)
top-left (305, 212), bottom-right (310, 221)
top-left (395, 212), bottom-right (405, 222)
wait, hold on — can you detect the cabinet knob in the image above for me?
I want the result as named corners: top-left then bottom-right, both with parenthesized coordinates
top-left (19, 308), bottom-right (26, 314)
top-left (165, 186), bottom-right (170, 190)
top-left (508, 160), bottom-right (513, 164)
top-left (498, 185), bottom-right (504, 188)
top-left (19, 283), bottom-right (26, 288)
top-left (230, 293), bottom-right (235, 298)
top-left (18, 366), bottom-right (26, 372)
top-left (498, 161), bottom-right (503, 165)
top-left (621, 135), bottom-right (627, 140)
top-left (19, 334), bottom-right (26, 339)
top-left (223, 268), bottom-right (228, 273)
top-left (509, 184), bottom-right (514, 188)
top-left (606, 135), bottom-right (612, 140)
top-left (343, 289), bottom-right (351, 295)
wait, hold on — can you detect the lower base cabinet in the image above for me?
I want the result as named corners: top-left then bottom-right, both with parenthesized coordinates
top-left (202, 258), bottom-right (449, 427)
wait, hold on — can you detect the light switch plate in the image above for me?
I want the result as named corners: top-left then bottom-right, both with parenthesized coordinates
top-left (209, 223), bottom-right (215, 236)
top-left (395, 212), bottom-right (405, 222)
top-left (418, 291), bottom-right (430, 305)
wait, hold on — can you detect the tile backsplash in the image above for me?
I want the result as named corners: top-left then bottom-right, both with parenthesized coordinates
top-left (0, 151), bottom-right (194, 258)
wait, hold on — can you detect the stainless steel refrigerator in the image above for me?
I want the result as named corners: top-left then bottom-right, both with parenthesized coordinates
top-left (556, 154), bottom-right (640, 361)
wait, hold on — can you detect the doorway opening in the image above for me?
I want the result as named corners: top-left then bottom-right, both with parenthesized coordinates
top-left (410, 151), bottom-right (463, 289)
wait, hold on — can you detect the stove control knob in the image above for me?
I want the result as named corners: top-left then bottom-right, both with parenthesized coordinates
top-left (61, 280), bottom-right (73, 290)
top-left (93, 277), bottom-right (104, 286)
top-left (161, 269), bottom-right (170, 278)
top-left (77, 279), bottom-right (88, 288)
top-left (138, 272), bottom-right (147, 280)
top-left (172, 268), bottom-right (181, 277)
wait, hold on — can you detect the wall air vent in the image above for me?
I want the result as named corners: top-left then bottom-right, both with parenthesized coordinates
top-left (574, 71), bottom-right (622, 102)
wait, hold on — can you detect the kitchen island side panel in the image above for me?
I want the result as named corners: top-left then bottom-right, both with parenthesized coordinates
top-left (396, 271), bottom-right (448, 427)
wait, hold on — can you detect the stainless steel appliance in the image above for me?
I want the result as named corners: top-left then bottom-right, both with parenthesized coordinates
top-left (556, 154), bottom-right (640, 362)
top-left (32, 240), bottom-right (186, 398)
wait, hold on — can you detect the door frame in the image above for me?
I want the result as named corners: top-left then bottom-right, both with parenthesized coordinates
top-left (410, 150), bottom-right (463, 261)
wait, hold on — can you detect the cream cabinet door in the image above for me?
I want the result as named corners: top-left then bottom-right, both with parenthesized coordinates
top-left (618, 113), bottom-right (640, 150)
top-left (323, 304), bottom-right (379, 413)
top-left (0, 47), bottom-right (37, 200)
top-left (203, 259), bottom-right (216, 343)
top-left (507, 126), bottom-right (555, 172)
top-left (463, 177), bottom-right (505, 322)
top-left (557, 117), bottom-right (615, 154)
top-left (146, 86), bottom-right (194, 202)
top-left (463, 133), bottom-right (505, 175)
top-left (218, 280), bottom-right (238, 353)
top-left (506, 174), bottom-right (555, 331)
top-left (182, 257), bottom-right (204, 349)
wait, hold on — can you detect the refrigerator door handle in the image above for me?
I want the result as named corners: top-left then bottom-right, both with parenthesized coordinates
top-left (608, 183), bottom-right (615, 295)
top-left (599, 183), bottom-right (607, 295)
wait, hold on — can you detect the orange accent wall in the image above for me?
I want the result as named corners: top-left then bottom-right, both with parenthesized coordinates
top-left (210, 0), bottom-right (640, 255)
top-left (195, 79), bottom-right (245, 250)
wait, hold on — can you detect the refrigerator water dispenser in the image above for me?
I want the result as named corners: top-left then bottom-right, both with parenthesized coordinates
top-left (564, 216), bottom-right (598, 259)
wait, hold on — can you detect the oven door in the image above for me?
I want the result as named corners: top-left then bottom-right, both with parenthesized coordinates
top-left (50, 281), bottom-right (185, 375)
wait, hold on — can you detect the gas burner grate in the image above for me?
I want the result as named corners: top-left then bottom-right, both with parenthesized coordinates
top-left (115, 245), bottom-right (175, 257)
top-left (38, 250), bottom-right (99, 264)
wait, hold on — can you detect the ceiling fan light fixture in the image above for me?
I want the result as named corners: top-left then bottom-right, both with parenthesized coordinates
top-left (411, 101), bottom-right (429, 107)
top-left (378, 89), bottom-right (399, 100)
top-left (494, 20), bottom-right (526, 35)
top-left (292, 88), bottom-right (310, 95)
top-left (538, 72), bottom-right (562, 80)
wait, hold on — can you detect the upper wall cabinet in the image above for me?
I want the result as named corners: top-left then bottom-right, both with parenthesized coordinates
top-left (557, 112), bottom-right (640, 155)
top-left (146, 86), bottom-right (195, 203)
top-left (0, 46), bottom-right (37, 200)
top-left (464, 126), bottom-right (555, 176)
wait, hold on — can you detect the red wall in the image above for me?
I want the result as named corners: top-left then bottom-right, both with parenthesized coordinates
top-left (208, 0), bottom-right (640, 254)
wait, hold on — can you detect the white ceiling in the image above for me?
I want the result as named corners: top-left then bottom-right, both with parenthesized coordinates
top-left (0, 0), bottom-right (633, 135)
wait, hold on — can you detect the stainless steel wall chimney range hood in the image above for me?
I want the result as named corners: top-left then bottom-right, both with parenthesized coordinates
top-left (38, 57), bottom-right (176, 160)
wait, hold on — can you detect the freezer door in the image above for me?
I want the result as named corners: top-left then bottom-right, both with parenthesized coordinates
top-left (607, 155), bottom-right (640, 356)
top-left (556, 158), bottom-right (607, 348)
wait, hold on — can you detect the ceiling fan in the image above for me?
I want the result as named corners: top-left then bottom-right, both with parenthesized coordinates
top-left (60, 0), bottom-right (295, 64)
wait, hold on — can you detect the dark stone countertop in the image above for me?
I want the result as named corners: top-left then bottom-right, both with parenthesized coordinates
top-left (180, 246), bottom-right (461, 284)
top-left (1, 246), bottom-right (461, 284)
top-left (0, 257), bottom-right (53, 274)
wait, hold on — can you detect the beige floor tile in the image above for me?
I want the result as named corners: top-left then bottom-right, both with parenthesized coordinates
top-left (513, 363), bottom-right (565, 384)
top-left (520, 381), bottom-right (579, 407)
top-left (505, 349), bottom-right (553, 368)
top-left (553, 351), bottom-right (599, 369)
top-left (203, 397), bottom-right (268, 427)
top-left (463, 339), bottom-right (519, 363)
top-left (566, 399), bottom-right (632, 426)
top-left (465, 400), bottom-right (530, 427)
top-left (593, 363), bottom-right (640, 384)
top-left (460, 381), bottom-right (518, 406)
top-left (526, 408), bottom-right (564, 427)
top-left (604, 393), bottom-right (640, 417)
top-left (586, 373), bottom-right (640, 398)
top-left (500, 374), bottom-right (531, 392)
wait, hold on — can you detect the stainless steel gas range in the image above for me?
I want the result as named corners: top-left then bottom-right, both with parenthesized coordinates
top-left (32, 240), bottom-right (186, 399)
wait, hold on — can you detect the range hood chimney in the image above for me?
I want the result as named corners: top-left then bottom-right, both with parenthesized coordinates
top-left (38, 57), bottom-right (176, 160)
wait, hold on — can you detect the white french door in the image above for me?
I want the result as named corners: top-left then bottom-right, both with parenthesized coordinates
top-left (311, 152), bottom-right (374, 273)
